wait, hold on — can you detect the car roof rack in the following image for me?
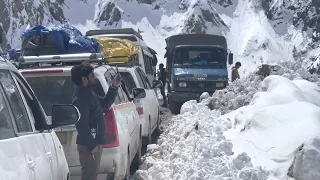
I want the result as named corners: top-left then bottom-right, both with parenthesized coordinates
top-left (16, 52), bottom-right (141, 69)
top-left (86, 28), bottom-right (143, 40)
top-left (18, 53), bottom-right (106, 65)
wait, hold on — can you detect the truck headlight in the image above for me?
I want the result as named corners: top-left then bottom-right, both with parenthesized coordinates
top-left (216, 82), bottom-right (224, 87)
top-left (179, 82), bottom-right (187, 87)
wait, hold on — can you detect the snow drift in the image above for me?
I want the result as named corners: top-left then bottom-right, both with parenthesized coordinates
top-left (136, 64), bottom-right (320, 180)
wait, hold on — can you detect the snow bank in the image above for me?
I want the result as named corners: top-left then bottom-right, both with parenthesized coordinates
top-left (135, 100), bottom-right (270, 180)
top-left (224, 75), bottom-right (320, 179)
top-left (136, 64), bottom-right (320, 180)
top-left (291, 135), bottom-right (320, 180)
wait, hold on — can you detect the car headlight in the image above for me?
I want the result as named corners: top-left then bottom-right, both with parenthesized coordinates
top-left (179, 82), bottom-right (187, 87)
top-left (216, 82), bottom-right (224, 87)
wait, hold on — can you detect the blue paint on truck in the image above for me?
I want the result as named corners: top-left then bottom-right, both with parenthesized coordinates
top-left (164, 34), bottom-right (233, 114)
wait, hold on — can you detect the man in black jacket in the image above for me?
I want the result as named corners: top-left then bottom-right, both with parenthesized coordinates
top-left (71, 64), bottom-right (121, 180)
top-left (158, 63), bottom-right (167, 107)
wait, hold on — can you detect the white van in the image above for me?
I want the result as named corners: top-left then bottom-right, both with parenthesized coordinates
top-left (0, 56), bottom-right (80, 180)
top-left (86, 28), bottom-right (158, 84)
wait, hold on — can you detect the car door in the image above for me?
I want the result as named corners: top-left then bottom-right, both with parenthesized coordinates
top-left (0, 70), bottom-right (53, 180)
top-left (104, 68), bottom-right (136, 159)
top-left (12, 72), bottom-right (66, 180)
top-left (0, 80), bottom-right (30, 180)
top-left (135, 68), bottom-right (158, 130)
top-left (119, 82), bottom-right (140, 159)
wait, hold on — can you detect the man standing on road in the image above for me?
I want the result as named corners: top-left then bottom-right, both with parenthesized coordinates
top-left (231, 61), bottom-right (241, 82)
top-left (158, 63), bottom-right (167, 107)
top-left (71, 64), bottom-right (121, 180)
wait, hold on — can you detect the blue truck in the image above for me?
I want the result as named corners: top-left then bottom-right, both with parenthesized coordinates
top-left (164, 34), bottom-right (233, 114)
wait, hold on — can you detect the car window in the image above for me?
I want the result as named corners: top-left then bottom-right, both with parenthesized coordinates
top-left (118, 87), bottom-right (126, 103)
top-left (134, 69), bottom-right (147, 89)
top-left (104, 70), bottom-right (121, 105)
top-left (13, 72), bottom-right (50, 130)
top-left (0, 86), bottom-right (15, 140)
top-left (0, 70), bottom-right (32, 132)
top-left (26, 75), bottom-right (76, 115)
top-left (120, 72), bottom-right (137, 95)
top-left (137, 68), bottom-right (151, 89)
top-left (120, 82), bottom-right (131, 101)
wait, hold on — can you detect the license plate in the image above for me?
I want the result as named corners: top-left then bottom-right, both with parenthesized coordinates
top-left (56, 132), bottom-right (67, 144)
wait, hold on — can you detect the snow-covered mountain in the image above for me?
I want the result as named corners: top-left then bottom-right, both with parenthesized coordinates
top-left (1, 0), bottom-right (320, 75)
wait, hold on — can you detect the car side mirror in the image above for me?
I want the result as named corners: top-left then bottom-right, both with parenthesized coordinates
top-left (152, 80), bottom-right (163, 88)
top-left (228, 53), bottom-right (233, 65)
top-left (50, 104), bottom-right (80, 129)
top-left (132, 88), bottom-right (146, 99)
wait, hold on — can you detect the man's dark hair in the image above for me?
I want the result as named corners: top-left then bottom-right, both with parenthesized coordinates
top-left (235, 62), bottom-right (241, 66)
top-left (159, 63), bottom-right (164, 68)
top-left (71, 64), bottom-right (94, 86)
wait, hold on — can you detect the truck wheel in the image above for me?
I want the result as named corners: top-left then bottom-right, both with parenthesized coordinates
top-left (169, 101), bottom-right (181, 115)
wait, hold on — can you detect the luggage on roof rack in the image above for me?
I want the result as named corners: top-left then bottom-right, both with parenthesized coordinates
top-left (21, 24), bottom-right (101, 56)
top-left (93, 37), bottom-right (139, 66)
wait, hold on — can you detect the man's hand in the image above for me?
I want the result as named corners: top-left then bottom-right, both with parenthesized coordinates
top-left (91, 146), bottom-right (99, 155)
top-left (112, 73), bottom-right (122, 87)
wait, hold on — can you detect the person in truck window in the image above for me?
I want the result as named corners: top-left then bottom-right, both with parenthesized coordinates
top-left (71, 64), bottom-right (121, 180)
top-left (158, 63), bottom-right (168, 107)
top-left (231, 61), bottom-right (241, 82)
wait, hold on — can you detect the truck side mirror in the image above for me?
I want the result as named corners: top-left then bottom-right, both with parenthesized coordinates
top-left (228, 53), bottom-right (233, 65)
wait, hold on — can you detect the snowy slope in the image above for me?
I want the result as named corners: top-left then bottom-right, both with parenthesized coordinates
top-left (135, 64), bottom-right (320, 180)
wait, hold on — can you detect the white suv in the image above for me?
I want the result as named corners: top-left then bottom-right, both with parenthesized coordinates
top-left (114, 66), bottom-right (163, 145)
top-left (0, 57), bottom-right (80, 180)
top-left (19, 53), bottom-right (145, 180)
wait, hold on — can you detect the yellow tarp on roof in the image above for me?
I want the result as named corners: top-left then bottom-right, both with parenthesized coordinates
top-left (93, 37), bottom-right (139, 63)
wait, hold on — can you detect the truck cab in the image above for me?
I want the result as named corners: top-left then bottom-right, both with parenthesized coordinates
top-left (165, 34), bottom-right (233, 114)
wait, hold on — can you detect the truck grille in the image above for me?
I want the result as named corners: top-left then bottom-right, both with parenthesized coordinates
top-left (189, 81), bottom-right (214, 89)
top-left (175, 81), bottom-right (225, 91)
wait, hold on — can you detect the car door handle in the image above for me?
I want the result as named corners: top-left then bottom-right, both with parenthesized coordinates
top-left (28, 160), bottom-right (35, 170)
top-left (46, 151), bottom-right (53, 162)
top-left (126, 116), bottom-right (128, 124)
top-left (132, 111), bottom-right (135, 120)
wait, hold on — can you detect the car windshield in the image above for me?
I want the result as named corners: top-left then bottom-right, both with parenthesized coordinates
top-left (173, 46), bottom-right (226, 68)
top-left (26, 75), bottom-right (104, 115)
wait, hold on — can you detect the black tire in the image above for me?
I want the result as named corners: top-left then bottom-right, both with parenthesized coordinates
top-left (142, 118), bottom-right (152, 147)
top-left (154, 110), bottom-right (161, 135)
top-left (169, 101), bottom-right (181, 115)
top-left (124, 153), bottom-right (130, 180)
top-left (132, 130), bottom-right (142, 168)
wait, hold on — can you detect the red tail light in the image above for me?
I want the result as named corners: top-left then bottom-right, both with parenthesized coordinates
top-left (136, 107), bottom-right (144, 115)
top-left (103, 108), bottom-right (119, 148)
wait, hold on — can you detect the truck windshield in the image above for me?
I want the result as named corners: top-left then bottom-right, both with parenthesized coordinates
top-left (173, 46), bottom-right (226, 68)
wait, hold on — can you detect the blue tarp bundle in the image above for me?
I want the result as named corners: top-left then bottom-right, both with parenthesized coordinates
top-left (21, 24), bottom-right (101, 54)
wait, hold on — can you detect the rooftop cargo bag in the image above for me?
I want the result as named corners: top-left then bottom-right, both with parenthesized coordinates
top-left (21, 24), bottom-right (101, 56)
